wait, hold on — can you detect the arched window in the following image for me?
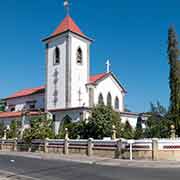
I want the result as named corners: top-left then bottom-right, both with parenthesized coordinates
top-left (98, 93), bottom-right (104, 105)
top-left (54, 47), bottom-right (60, 64)
top-left (77, 47), bottom-right (82, 64)
top-left (107, 92), bottom-right (112, 106)
top-left (115, 96), bottom-right (119, 110)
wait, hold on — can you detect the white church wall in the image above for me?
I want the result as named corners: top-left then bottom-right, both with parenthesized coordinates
top-left (46, 35), bottom-right (67, 110)
top-left (6, 93), bottom-right (44, 112)
top-left (120, 113), bottom-right (148, 129)
top-left (120, 114), bottom-right (138, 128)
top-left (94, 75), bottom-right (125, 112)
top-left (70, 34), bottom-right (90, 108)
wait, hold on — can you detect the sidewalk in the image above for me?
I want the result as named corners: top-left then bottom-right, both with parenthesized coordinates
top-left (1, 151), bottom-right (180, 168)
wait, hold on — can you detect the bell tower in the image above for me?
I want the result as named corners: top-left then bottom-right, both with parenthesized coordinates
top-left (43, 15), bottom-right (92, 111)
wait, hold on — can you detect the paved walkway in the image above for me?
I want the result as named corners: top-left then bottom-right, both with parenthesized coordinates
top-left (0, 151), bottom-right (180, 168)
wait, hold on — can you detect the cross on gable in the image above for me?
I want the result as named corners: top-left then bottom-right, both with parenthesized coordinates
top-left (106, 59), bottom-right (111, 73)
top-left (64, 0), bottom-right (70, 16)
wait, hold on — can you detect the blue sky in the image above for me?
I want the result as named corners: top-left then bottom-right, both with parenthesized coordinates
top-left (0, 0), bottom-right (180, 112)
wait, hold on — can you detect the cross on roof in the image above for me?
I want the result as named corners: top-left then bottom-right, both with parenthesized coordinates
top-left (106, 60), bottom-right (111, 73)
top-left (64, 0), bottom-right (70, 16)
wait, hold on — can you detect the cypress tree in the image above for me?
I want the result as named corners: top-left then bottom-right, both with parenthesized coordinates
top-left (134, 115), bottom-right (143, 139)
top-left (168, 26), bottom-right (180, 135)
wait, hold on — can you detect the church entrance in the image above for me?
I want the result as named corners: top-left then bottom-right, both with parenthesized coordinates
top-left (58, 115), bottom-right (72, 137)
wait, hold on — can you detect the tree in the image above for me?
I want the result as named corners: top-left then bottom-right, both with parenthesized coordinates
top-left (86, 105), bottom-right (122, 139)
top-left (144, 102), bottom-right (172, 138)
top-left (134, 115), bottom-right (143, 139)
top-left (122, 121), bottom-right (134, 139)
top-left (68, 105), bottom-right (123, 139)
top-left (7, 120), bottom-right (21, 139)
top-left (23, 115), bottom-right (55, 143)
top-left (168, 26), bottom-right (180, 135)
top-left (0, 100), bottom-right (5, 112)
top-left (0, 122), bottom-right (5, 138)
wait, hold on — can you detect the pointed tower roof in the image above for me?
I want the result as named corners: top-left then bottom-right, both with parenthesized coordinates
top-left (52, 15), bottom-right (84, 36)
top-left (43, 15), bottom-right (92, 42)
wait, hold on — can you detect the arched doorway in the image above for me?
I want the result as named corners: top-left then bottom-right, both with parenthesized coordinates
top-left (59, 115), bottom-right (72, 136)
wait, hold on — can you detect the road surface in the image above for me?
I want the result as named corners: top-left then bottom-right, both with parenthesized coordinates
top-left (0, 155), bottom-right (179, 180)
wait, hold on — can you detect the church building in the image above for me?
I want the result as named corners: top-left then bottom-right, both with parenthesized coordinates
top-left (0, 9), bottom-right (147, 134)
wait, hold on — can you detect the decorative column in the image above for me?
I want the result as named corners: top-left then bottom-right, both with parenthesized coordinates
top-left (170, 125), bottom-right (176, 139)
top-left (65, 128), bottom-right (69, 140)
top-left (116, 139), bottom-right (123, 159)
top-left (1, 140), bottom-right (4, 151)
top-left (44, 138), bottom-right (49, 153)
top-left (128, 140), bottom-right (135, 161)
top-left (152, 138), bottom-right (158, 161)
top-left (14, 138), bottom-right (17, 151)
top-left (112, 125), bottom-right (116, 140)
top-left (2, 129), bottom-right (7, 140)
top-left (64, 128), bottom-right (69, 155)
top-left (87, 138), bottom-right (93, 156)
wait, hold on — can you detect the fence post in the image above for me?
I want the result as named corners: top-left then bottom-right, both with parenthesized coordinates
top-left (64, 128), bottom-right (69, 155)
top-left (152, 138), bottom-right (158, 161)
top-left (116, 139), bottom-right (123, 159)
top-left (112, 125), bottom-right (116, 140)
top-left (44, 138), bottom-right (49, 153)
top-left (87, 138), bottom-right (93, 157)
top-left (1, 140), bottom-right (4, 151)
top-left (0, 139), bottom-right (3, 151)
top-left (170, 125), bottom-right (176, 139)
top-left (64, 138), bottom-right (69, 155)
top-left (14, 138), bottom-right (17, 151)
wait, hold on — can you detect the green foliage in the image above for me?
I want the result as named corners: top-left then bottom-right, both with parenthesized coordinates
top-left (7, 120), bottom-right (21, 139)
top-left (0, 100), bottom-right (5, 112)
top-left (144, 102), bottom-right (172, 138)
top-left (122, 121), bottom-right (134, 139)
top-left (84, 105), bottom-right (122, 139)
top-left (60, 105), bottom-right (123, 139)
top-left (55, 120), bottom-right (85, 139)
top-left (0, 122), bottom-right (5, 138)
top-left (168, 26), bottom-right (180, 135)
top-left (134, 116), bottom-right (143, 139)
top-left (23, 115), bottom-right (55, 143)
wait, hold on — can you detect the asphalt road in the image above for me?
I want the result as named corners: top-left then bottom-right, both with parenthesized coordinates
top-left (0, 155), bottom-right (179, 180)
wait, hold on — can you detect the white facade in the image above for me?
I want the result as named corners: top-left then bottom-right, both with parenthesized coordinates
top-left (6, 93), bottom-right (44, 112)
top-left (70, 34), bottom-right (91, 108)
top-left (46, 32), bottom-right (91, 111)
top-left (46, 34), bottom-right (67, 110)
top-left (92, 75), bottom-right (125, 112)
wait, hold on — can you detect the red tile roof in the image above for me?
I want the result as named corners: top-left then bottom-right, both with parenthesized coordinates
top-left (5, 86), bottom-right (45, 100)
top-left (4, 74), bottom-right (107, 100)
top-left (89, 73), bottom-right (108, 83)
top-left (89, 72), bottom-right (127, 93)
top-left (0, 111), bottom-right (42, 119)
top-left (4, 73), bottom-right (126, 100)
top-left (52, 15), bottom-right (84, 37)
